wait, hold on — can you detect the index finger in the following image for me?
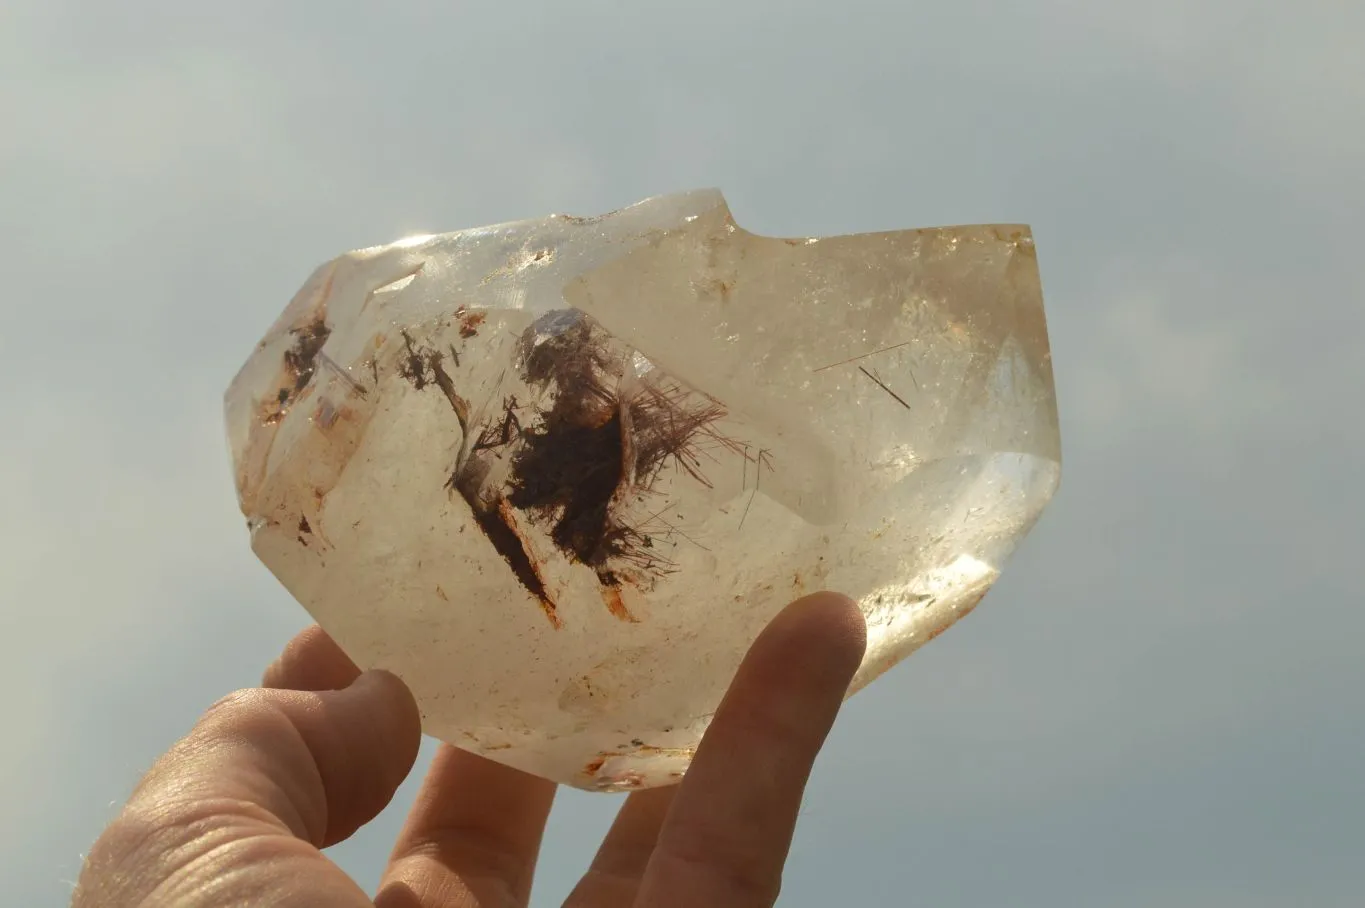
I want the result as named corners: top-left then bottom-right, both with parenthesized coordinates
top-left (636, 591), bottom-right (867, 907)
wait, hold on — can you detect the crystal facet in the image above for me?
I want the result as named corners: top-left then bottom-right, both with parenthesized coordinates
top-left (225, 190), bottom-right (1061, 791)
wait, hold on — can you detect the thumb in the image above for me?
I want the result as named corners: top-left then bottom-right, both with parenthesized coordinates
top-left (141, 669), bottom-right (420, 845)
top-left (160, 669), bottom-right (422, 844)
top-left (77, 670), bottom-right (420, 906)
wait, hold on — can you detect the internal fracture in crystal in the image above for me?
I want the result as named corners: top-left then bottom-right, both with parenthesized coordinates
top-left (225, 190), bottom-right (1061, 791)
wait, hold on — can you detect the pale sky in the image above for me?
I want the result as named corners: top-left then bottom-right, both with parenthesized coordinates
top-left (3, 1), bottom-right (1362, 905)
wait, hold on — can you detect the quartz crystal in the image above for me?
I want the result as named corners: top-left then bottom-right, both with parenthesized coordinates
top-left (225, 190), bottom-right (1061, 791)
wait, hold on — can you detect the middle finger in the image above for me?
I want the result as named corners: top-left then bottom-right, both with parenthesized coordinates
top-left (374, 745), bottom-right (557, 908)
top-left (563, 786), bottom-right (678, 907)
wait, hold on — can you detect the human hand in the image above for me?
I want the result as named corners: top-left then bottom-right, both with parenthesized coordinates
top-left (74, 591), bottom-right (866, 907)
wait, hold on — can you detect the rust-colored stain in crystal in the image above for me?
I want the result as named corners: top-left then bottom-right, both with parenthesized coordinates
top-left (448, 438), bottom-right (561, 626)
top-left (427, 354), bottom-right (468, 431)
top-left (398, 330), bottom-right (471, 433)
top-left (283, 317), bottom-right (331, 397)
top-left (260, 314), bottom-right (332, 425)
top-left (634, 745), bottom-right (695, 759)
top-left (581, 744), bottom-right (694, 786)
top-left (491, 498), bottom-right (561, 628)
top-left (457, 309), bottom-right (486, 338)
top-left (600, 585), bottom-right (639, 623)
top-left (582, 752), bottom-right (619, 777)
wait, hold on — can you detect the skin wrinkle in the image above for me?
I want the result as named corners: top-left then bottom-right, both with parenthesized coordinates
top-left (380, 836), bottom-right (530, 905)
top-left (145, 832), bottom-right (318, 906)
top-left (179, 690), bottom-right (331, 844)
top-left (648, 848), bottom-right (783, 907)
top-left (80, 800), bottom-right (293, 906)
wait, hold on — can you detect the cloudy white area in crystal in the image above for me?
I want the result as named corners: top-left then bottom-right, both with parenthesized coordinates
top-left (225, 190), bottom-right (1061, 791)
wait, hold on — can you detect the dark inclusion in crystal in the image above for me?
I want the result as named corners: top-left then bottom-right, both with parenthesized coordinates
top-left (444, 311), bottom-right (742, 622)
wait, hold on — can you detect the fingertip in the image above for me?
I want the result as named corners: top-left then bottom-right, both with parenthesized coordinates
top-left (263, 624), bottom-right (362, 691)
top-left (345, 669), bottom-right (423, 751)
top-left (760, 590), bottom-right (868, 682)
top-left (129, 667), bottom-right (425, 854)
top-left (327, 668), bottom-right (423, 824)
top-left (786, 590), bottom-right (867, 643)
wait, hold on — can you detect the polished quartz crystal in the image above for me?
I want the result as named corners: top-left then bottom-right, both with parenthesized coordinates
top-left (225, 190), bottom-right (1061, 791)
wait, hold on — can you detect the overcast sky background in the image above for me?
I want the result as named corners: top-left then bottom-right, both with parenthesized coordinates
top-left (3, 1), bottom-right (1362, 905)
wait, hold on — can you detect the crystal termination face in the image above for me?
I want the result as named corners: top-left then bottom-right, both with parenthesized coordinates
top-left (225, 190), bottom-right (1061, 792)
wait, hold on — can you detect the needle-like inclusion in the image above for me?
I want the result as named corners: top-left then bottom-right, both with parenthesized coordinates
top-left (225, 189), bottom-right (1061, 791)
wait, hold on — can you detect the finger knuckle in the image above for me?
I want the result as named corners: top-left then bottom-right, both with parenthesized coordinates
top-left (657, 825), bottom-right (783, 904)
top-left (197, 687), bottom-right (315, 742)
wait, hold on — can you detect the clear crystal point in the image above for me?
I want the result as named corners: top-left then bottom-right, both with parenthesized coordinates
top-left (225, 190), bottom-right (1061, 791)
